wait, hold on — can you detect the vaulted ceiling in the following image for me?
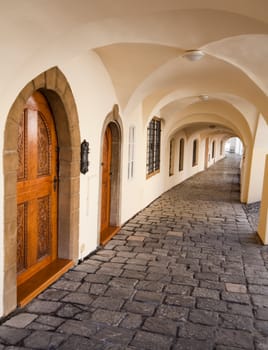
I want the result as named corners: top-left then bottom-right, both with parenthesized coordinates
top-left (2, 0), bottom-right (268, 145)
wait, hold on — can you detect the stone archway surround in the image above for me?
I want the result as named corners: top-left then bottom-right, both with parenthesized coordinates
top-left (3, 67), bottom-right (81, 315)
top-left (99, 105), bottom-right (122, 244)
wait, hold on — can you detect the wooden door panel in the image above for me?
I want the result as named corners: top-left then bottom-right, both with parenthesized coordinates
top-left (27, 199), bottom-right (38, 268)
top-left (37, 195), bottom-right (51, 259)
top-left (37, 114), bottom-right (50, 176)
top-left (17, 202), bottom-right (27, 274)
top-left (17, 92), bottom-right (58, 286)
top-left (17, 113), bottom-right (26, 181)
top-left (17, 179), bottom-right (52, 202)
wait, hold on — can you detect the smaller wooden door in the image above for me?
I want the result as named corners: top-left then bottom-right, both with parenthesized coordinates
top-left (17, 91), bottom-right (58, 286)
top-left (100, 125), bottom-right (112, 243)
top-left (204, 138), bottom-right (209, 169)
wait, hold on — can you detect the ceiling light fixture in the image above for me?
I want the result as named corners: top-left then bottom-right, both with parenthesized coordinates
top-left (183, 49), bottom-right (205, 61)
top-left (199, 94), bottom-right (209, 101)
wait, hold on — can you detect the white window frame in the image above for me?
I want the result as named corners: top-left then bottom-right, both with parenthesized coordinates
top-left (128, 126), bottom-right (135, 180)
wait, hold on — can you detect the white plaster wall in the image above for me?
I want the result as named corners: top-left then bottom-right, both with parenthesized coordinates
top-left (258, 155), bottom-right (268, 244)
top-left (207, 136), bottom-right (226, 168)
top-left (247, 114), bottom-right (268, 203)
top-left (163, 132), bottom-right (207, 192)
top-left (187, 136), bottom-right (206, 178)
top-left (207, 139), bottom-right (217, 168)
top-left (141, 123), bottom-right (207, 210)
top-left (206, 138), bottom-right (215, 168)
top-left (60, 51), bottom-right (119, 259)
top-left (0, 119), bottom-right (3, 316)
top-left (142, 121), bottom-right (167, 208)
top-left (165, 131), bottom-right (188, 190)
top-left (121, 105), bottom-right (147, 223)
top-left (0, 185), bottom-right (3, 316)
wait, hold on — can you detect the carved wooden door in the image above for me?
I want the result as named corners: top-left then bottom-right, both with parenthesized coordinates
top-left (17, 91), bottom-right (58, 285)
top-left (100, 125), bottom-right (112, 243)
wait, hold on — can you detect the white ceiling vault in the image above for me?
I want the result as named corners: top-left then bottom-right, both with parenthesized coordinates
top-left (1, 0), bottom-right (268, 144)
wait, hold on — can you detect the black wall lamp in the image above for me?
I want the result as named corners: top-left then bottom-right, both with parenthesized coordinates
top-left (80, 139), bottom-right (90, 174)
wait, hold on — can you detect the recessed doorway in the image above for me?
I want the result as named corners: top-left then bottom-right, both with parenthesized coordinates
top-left (100, 122), bottom-right (121, 245)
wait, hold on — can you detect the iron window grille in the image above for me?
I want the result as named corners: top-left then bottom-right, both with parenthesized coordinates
top-left (146, 118), bottom-right (161, 176)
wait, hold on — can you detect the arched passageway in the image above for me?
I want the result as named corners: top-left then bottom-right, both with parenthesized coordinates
top-left (0, 154), bottom-right (265, 350)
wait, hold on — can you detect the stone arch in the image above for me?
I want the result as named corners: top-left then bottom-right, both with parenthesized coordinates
top-left (3, 67), bottom-right (80, 315)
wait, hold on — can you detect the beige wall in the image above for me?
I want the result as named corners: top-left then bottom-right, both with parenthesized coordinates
top-left (247, 114), bottom-right (268, 203)
top-left (60, 51), bottom-right (119, 258)
top-left (258, 155), bottom-right (268, 244)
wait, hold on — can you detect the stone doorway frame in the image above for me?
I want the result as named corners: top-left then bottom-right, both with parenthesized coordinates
top-left (3, 67), bottom-right (80, 315)
top-left (99, 105), bottom-right (122, 242)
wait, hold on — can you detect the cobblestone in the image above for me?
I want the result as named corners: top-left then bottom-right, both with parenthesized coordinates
top-left (93, 326), bottom-right (134, 346)
top-left (165, 294), bottom-right (196, 308)
top-left (90, 309), bottom-right (125, 326)
top-left (220, 313), bottom-right (254, 331)
top-left (193, 287), bottom-right (220, 300)
top-left (92, 296), bottom-right (124, 311)
top-left (131, 330), bottom-right (173, 350)
top-left (59, 320), bottom-right (99, 340)
top-left (56, 304), bottom-right (81, 318)
top-left (24, 331), bottom-right (67, 349)
top-left (3, 313), bottom-right (37, 328)
top-left (179, 322), bottom-right (216, 340)
top-left (1, 154), bottom-right (267, 349)
top-left (26, 300), bottom-right (62, 314)
top-left (123, 301), bottom-right (155, 316)
top-left (0, 327), bottom-right (30, 345)
top-left (62, 292), bottom-right (94, 306)
top-left (173, 338), bottom-right (214, 350)
top-left (216, 328), bottom-right (254, 349)
top-left (255, 320), bottom-right (268, 336)
top-left (134, 290), bottom-right (163, 303)
top-left (142, 316), bottom-right (178, 336)
top-left (189, 309), bottom-right (219, 326)
top-left (57, 335), bottom-right (102, 350)
top-left (119, 313), bottom-right (143, 329)
top-left (221, 291), bottom-right (251, 304)
top-left (156, 304), bottom-right (189, 321)
top-left (105, 287), bottom-right (133, 299)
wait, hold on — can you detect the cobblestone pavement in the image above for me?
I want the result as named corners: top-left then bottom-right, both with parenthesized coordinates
top-left (1, 154), bottom-right (268, 350)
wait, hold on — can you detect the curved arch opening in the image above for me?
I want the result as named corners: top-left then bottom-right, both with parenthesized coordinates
top-left (3, 67), bottom-right (80, 314)
top-left (225, 136), bottom-right (244, 156)
top-left (99, 108), bottom-right (122, 246)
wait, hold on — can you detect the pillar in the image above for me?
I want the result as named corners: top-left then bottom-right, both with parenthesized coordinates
top-left (258, 154), bottom-right (268, 244)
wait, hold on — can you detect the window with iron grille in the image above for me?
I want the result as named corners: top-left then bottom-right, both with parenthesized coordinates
top-left (146, 118), bottom-right (161, 176)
